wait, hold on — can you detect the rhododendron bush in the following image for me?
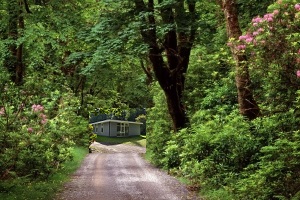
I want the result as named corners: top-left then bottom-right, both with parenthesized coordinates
top-left (232, 0), bottom-right (300, 111)
top-left (222, 1), bottom-right (300, 198)
top-left (0, 78), bottom-right (88, 179)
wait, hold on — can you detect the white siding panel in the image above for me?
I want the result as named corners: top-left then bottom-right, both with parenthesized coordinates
top-left (102, 122), bottom-right (110, 136)
top-left (110, 122), bottom-right (118, 137)
top-left (129, 124), bottom-right (141, 136)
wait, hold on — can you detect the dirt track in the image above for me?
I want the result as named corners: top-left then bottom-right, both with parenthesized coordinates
top-left (56, 142), bottom-right (200, 200)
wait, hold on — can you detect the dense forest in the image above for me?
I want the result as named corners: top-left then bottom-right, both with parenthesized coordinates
top-left (1, 0), bottom-right (300, 199)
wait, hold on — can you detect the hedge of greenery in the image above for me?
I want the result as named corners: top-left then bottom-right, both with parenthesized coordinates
top-left (0, 73), bottom-right (90, 180)
top-left (146, 1), bottom-right (300, 199)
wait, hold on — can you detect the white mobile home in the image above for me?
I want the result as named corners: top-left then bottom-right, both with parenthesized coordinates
top-left (91, 119), bottom-right (143, 137)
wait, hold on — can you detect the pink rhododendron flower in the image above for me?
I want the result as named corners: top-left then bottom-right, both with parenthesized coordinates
top-left (239, 35), bottom-right (247, 41)
top-left (239, 34), bottom-right (253, 42)
top-left (40, 113), bottom-right (47, 120)
top-left (297, 70), bottom-right (300, 78)
top-left (263, 13), bottom-right (274, 22)
top-left (32, 104), bottom-right (44, 112)
top-left (38, 113), bottom-right (48, 124)
top-left (273, 10), bottom-right (279, 15)
top-left (295, 4), bottom-right (300, 11)
top-left (245, 37), bottom-right (253, 43)
top-left (257, 28), bottom-right (264, 33)
top-left (0, 107), bottom-right (4, 115)
top-left (27, 127), bottom-right (33, 133)
top-left (264, 13), bottom-right (274, 19)
top-left (253, 31), bottom-right (259, 36)
top-left (252, 17), bottom-right (263, 23)
top-left (41, 119), bottom-right (48, 125)
top-left (237, 45), bottom-right (246, 50)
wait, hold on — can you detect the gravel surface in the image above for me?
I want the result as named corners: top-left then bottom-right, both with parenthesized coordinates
top-left (56, 142), bottom-right (200, 200)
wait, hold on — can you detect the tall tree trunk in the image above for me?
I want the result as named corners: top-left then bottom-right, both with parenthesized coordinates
top-left (134, 0), bottom-right (196, 131)
top-left (6, 0), bottom-right (25, 85)
top-left (221, 0), bottom-right (260, 120)
top-left (16, 1), bottom-right (24, 85)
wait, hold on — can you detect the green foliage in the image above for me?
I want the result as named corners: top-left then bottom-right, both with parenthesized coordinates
top-left (162, 128), bottom-right (188, 170)
top-left (148, 101), bottom-right (300, 199)
top-left (237, 0), bottom-right (276, 28)
top-left (235, 0), bottom-right (300, 112)
top-left (0, 34), bottom-right (90, 179)
top-left (154, 106), bottom-right (300, 199)
top-left (201, 188), bottom-right (236, 200)
top-left (77, 0), bottom-right (152, 113)
top-left (235, 131), bottom-right (300, 200)
top-left (184, 46), bottom-right (236, 114)
top-left (1, 0), bottom-right (300, 199)
top-left (0, 78), bottom-right (88, 179)
top-left (0, 146), bottom-right (88, 200)
top-left (180, 113), bottom-right (255, 187)
top-left (146, 83), bottom-right (172, 167)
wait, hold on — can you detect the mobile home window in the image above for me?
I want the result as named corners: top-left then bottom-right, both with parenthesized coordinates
top-left (117, 123), bottom-right (129, 136)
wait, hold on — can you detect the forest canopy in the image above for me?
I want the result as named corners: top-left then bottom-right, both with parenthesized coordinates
top-left (1, 0), bottom-right (300, 199)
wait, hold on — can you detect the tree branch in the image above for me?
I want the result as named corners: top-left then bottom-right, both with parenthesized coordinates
top-left (23, 0), bottom-right (32, 14)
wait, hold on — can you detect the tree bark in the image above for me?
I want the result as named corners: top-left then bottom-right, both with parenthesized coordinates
top-left (6, 0), bottom-right (25, 85)
top-left (134, 0), bottom-right (196, 131)
top-left (221, 0), bottom-right (260, 120)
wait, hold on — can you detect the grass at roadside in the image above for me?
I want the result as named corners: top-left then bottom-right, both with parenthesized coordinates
top-left (95, 135), bottom-right (146, 147)
top-left (0, 146), bottom-right (88, 200)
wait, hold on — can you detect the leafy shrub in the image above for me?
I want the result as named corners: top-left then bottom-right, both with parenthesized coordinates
top-left (235, 130), bottom-right (300, 200)
top-left (143, 1), bottom-right (300, 199)
top-left (146, 83), bottom-right (173, 167)
top-left (225, 108), bottom-right (300, 199)
top-left (177, 108), bottom-right (300, 198)
top-left (162, 128), bottom-right (188, 170)
top-left (0, 78), bottom-right (88, 180)
top-left (180, 112), bottom-right (257, 188)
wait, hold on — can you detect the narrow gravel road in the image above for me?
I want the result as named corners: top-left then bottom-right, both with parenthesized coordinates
top-left (56, 142), bottom-right (200, 200)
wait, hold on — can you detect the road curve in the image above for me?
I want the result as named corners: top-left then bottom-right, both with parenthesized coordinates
top-left (56, 143), bottom-right (200, 200)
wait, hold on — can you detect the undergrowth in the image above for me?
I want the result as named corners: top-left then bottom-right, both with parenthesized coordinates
top-left (0, 146), bottom-right (88, 200)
